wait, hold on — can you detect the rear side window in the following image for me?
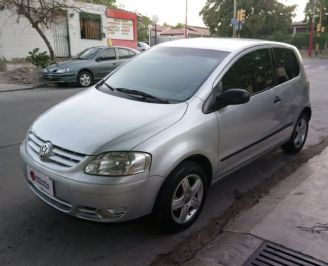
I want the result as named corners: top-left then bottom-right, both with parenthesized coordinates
top-left (221, 49), bottom-right (273, 95)
top-left (117, 48), bottom-right (134, 59)
top-left (273, 48), bottom-right (300, 84)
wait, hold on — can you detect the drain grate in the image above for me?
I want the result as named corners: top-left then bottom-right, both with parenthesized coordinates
top-left (243, 241), bottom-right (328, 266)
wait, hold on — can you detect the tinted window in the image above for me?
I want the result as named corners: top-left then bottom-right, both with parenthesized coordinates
top-left (117, 48), bottom-right (134, 59)
top-left (273, 48), bottom-right (300, 84)
top-left (221, 49), bottom-right (273, 94)
top-left (104, 47), bottom-right (229, 102)
top-left (98, 48), bottom-right (116, 61)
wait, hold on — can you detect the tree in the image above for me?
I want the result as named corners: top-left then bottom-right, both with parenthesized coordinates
top-left (175, 23), bottom-right (185, 28)
top-left (305, 0), bottom-right (328, 26)
top-left (0, 0), bottom-right (80, 60)
top-left (137, 14), bottom-right (152, 42)
top-left (200, 0), bottom-right (296, 38)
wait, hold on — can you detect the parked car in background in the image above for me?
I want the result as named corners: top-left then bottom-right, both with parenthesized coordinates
top-left (42, 46), bottom-right (139, 87)
top-left (137, 42), bottom-right (150, 52)
top-left (21, 38), bottom-right (310, 232)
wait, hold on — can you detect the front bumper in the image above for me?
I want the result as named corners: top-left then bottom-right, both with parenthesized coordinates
top-left (42, 73), bottom-right (76, 83)
top-left (20, 143), bottom-right (164, 222)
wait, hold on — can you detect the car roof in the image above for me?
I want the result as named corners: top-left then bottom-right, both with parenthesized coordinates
top-left (159, 38), bottom-right (294, 53)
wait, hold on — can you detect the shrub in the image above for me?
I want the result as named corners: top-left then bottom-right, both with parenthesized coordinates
top-left (0, 57), bottom-right (7, 72)
top-left (26, 48), bottom-right (53, 68)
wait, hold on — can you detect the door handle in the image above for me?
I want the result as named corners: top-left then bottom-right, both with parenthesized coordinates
top-left (274, 96), bottom-right (282, 103)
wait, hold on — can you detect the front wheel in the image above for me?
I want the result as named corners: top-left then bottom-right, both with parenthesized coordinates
top-left (78, 71), bottom-right (93, 87)
top-left (282, 113), bottom-right (309, 154)
top-left (153, 161), bottom-right (208, 233)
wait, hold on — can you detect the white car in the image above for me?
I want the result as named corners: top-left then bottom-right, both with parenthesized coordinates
top-left (137, 42), bottom-right (150, 52)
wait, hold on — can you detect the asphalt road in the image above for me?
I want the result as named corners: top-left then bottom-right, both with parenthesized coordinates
top-left (0, 59), bottom-right (328, 266)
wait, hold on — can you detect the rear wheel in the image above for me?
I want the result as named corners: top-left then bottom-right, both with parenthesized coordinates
top-left (78, 71), bottom-right (93, 87)
top-left (282, 113), bottom-right (309, 154)
top-left (154, 161), bottom-right (208, 233)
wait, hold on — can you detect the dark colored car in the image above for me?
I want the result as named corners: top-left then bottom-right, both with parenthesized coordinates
top-left (42, 46), bottom-right (140, 87)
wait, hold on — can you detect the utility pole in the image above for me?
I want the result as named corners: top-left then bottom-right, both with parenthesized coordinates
top-left (185, 0), bottom-right (188, 38)
top-left (308, 0), bottom-right (317, 57)
top-left (232, 0), bottom-right (237, 37)
top-left (315, 5), bottom-right (323, 57)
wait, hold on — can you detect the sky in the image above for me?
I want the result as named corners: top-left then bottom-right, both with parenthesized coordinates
top-left (116, 0), bottom-right (308, 27)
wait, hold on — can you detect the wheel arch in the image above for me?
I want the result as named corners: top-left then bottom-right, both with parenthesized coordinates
top-left (302, 106), bottom-right (312, 121)
top-left (78, 68), bottom-right (94, 80)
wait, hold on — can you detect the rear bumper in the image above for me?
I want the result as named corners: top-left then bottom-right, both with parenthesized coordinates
top-left (20, 142), bottom-right (164, 222)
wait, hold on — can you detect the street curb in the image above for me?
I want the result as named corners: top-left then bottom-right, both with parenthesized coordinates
top-left (0, 87), bottom-right (34, 93)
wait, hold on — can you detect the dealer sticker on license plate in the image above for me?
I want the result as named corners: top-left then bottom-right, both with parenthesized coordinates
top-left (26, 166), bottom-right (54, 197)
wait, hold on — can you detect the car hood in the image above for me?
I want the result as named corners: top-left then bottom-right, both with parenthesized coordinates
top-left (31, 88), bottom-right (188, 155)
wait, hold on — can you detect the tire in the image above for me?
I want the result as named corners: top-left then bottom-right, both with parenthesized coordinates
top-left (77, 70), bottom-right (93, 87)
top-left (153, 161), bottom-right (208, 233)
top-left (282, 112), bottom-right (309, 154)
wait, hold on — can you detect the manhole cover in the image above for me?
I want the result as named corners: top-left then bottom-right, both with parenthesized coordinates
top-left (243, 241), bottom-right (328, 266)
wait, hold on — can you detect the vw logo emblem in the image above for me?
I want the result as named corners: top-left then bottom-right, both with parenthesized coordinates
top-left (39, 142), bottom-right (53, 161)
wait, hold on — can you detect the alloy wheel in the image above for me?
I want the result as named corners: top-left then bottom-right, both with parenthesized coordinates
top-left (294, 117), bottom-right (307, 149)
top-left (171, 174), bottom-right (204, 224)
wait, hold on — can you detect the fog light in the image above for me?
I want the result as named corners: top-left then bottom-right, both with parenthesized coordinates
top-left (95, 208), bottom-right (113, 220)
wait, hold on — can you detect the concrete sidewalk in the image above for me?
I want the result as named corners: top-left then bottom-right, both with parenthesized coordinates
top-left (186, 147), bottom-right (328, 265)
top-left (0, 83), bottom-right (33, 92)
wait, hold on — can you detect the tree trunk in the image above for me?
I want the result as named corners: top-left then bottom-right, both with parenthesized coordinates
top-left (25, 13), bottom-right (55, 61)
top-left (32, 25), bottom-right (55, 61)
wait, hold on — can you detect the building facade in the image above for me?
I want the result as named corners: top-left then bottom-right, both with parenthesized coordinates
top-left (0, 2), bottom-right (138, 61)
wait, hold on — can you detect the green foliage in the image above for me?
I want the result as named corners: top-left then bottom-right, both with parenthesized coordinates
top-left (175, 23), bottom-right (185, 28)
top-left (200, 0), bottom-right (296, 38)
top-left (137, 15), bottom-right (152, 42)
top-left (26, 48), bottom-right (53, 68)
top-left (305, 0), bottom-right (328, 25)
top-left (79, 0), bottom-right (116, 6)
top-left (265, 32), bottom-right (328, 50)
top-left (0, 57), bottom-right (7, 72)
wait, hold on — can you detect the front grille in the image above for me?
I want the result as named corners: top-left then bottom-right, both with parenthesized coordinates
top-left (27, 131), bottom-right (86, 168)
top-left (243, 241), bottom-right (327, 266)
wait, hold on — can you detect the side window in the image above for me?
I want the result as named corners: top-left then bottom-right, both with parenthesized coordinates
top-left (117, 48), bottom-right (134, 59)
top-left (273, 48), bottom-right (300, 84)
top-left (98, 48), bottom-right (116, 61)
top-left (129, 50), bottom-right (136, 57)
top-left (221, 49), bottom-right (273, 95)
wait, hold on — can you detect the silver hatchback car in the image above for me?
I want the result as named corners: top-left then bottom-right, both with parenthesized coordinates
top-left (20, 38), bottom-right (311, 232)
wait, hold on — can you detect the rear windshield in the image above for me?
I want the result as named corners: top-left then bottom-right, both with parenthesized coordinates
top-left (104, 46), bottom-right (229, 102)
top-left (76, 47), bottom-right (102, 59)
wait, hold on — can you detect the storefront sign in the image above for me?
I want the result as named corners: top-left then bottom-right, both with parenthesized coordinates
top-left (108, 18), bottom-right (134, 41)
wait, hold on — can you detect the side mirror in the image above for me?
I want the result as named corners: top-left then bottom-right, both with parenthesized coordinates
top-left (214, 89), bottom-right (250, 110)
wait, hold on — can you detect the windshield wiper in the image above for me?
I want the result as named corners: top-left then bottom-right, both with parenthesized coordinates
top-left (95, 80), bottom-right (114, 91)
top-left (116, 88), bottom-right (169, 104)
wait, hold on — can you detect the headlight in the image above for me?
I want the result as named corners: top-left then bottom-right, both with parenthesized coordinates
top-left (56, 68), bottom-right (70, 74)
top-left (84, 152), bottom-right (151, 176)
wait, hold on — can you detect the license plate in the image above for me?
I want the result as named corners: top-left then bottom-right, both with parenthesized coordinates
top-left (47, 75), bottom-right (53, 80)
top-left (26, 166), bottom-right (54, 197)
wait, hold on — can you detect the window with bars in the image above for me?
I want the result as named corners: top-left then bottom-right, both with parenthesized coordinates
top-left (80, 12), bottom-right (102, 40)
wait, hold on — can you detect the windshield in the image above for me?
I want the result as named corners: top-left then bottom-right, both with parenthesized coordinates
top-left (76, 47), bottom-right (102, 59)
top-left (104, 46), bottom-right (229, 102)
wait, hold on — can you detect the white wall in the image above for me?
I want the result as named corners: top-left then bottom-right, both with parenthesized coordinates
top-left (0, 2), bottom-right (110, 60)
top-left (68, 2), bottom-right (108, 56)
top-left (0, 9), bottom-right (54, 60)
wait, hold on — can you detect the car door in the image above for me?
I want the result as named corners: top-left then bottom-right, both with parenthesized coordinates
top-left (116, 48), bottom-right (136, 66)
top-left (94, 48), bottom-right (117, 79)
top-left (271, 47), bottom-right (302, 131)
top-left (214, 48), bottom-right (286, 176)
